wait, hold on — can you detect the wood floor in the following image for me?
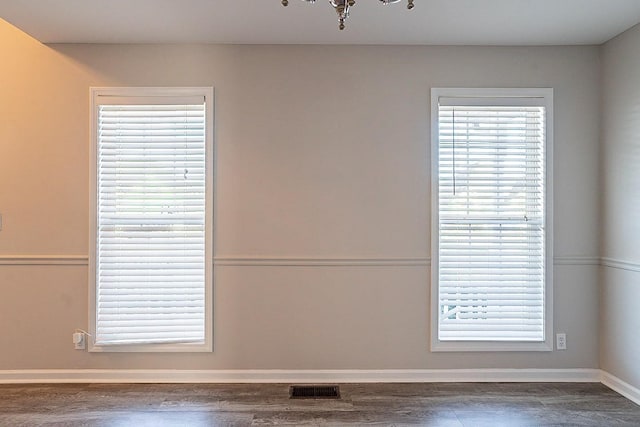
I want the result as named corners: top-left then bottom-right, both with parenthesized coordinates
top-left (0, 382), bottom-right (638, 426)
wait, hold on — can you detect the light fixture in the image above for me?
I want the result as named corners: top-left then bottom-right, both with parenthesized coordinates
top-left (281, 0), bottom-right (415, 31)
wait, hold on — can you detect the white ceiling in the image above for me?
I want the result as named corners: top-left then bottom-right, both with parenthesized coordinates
top-left (1, 0), bottom-right (640, 45)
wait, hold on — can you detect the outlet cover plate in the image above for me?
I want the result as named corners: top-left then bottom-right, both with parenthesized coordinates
top-left (556, 333), bottom-right (567, 350)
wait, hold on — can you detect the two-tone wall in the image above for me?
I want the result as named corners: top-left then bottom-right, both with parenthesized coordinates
top-left (0, 19), bottom-right (601, 375)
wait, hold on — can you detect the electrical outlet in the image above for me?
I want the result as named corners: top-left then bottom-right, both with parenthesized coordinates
top-left (73, 332), bottom-right (86, 350)
top-left (556, 333), bottom-right (567, 350)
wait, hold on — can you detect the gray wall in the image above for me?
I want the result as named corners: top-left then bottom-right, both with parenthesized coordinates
top-left (0, 19), bottom-right (600, 371)
top-left (601, 23), bottom-right (640, 389)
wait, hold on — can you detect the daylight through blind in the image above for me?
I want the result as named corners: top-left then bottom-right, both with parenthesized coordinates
top-left (96, 100), bottom-right (206, 345)
top-left (437, 100), bottom-right (546, 342)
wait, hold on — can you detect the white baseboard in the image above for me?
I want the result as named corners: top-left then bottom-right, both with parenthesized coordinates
top-left (601, 371), bottom-right (640, 406)
top-left (0, 368), bottom-right (601, 384)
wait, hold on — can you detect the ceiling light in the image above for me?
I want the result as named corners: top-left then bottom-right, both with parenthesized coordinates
top-left (281, 0), bottom-right (415, 31)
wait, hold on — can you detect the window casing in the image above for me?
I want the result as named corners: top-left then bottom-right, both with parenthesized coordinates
top-left (89, 87), bottom-right (214, 352)
top-left (431, 88), bottom-right (553, 352)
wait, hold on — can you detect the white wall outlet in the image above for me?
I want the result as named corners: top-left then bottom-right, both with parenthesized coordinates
top-left (556, 333), bottom-right (567, 350)
top-left (73, 332), bottom-right (86, 350)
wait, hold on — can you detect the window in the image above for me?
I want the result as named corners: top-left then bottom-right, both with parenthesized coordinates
top-left (431, 88), bottom-right (553, 352)
top-left (89, 87), bottom-right (214, 352)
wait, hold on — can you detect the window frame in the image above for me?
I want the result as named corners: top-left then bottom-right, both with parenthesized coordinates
top-left (88, 87), bottom-right (214, 353)
top-left (430, 87), bottom-right (554, 352)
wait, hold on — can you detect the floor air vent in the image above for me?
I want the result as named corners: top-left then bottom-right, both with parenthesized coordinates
top-left (289, 385), bottom-right (341, 399)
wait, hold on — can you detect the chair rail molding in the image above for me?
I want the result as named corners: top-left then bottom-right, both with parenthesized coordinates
top-left (0, 255), bottom-right (89, 266)
top-left (213, 256), bottom-right (429, 267)
top-left (0, 254), bottom-right (608, 267)
top-left (601, 257), bottom-right (640, 273)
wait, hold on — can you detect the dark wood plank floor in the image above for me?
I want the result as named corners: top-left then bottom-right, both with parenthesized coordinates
top-left (0, 382), bottom-right (638, 426)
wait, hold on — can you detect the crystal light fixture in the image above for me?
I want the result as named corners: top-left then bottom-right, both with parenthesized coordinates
top-left (281, 0), bottom-right (415, 31)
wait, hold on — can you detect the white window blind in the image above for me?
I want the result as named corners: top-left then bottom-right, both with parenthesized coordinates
top-left (92, 90), bottom-right (211, 348)
top-left (436, 96), bottom-right (547, 343)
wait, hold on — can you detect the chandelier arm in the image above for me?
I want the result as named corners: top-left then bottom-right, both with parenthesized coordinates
top-left (280, 0), bottom-right (415, 30)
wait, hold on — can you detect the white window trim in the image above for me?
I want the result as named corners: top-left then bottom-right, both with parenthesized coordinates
top-left (88, 87), bottom-right (215, 353)
top-left (430, 88), bottom-right (554, 352)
